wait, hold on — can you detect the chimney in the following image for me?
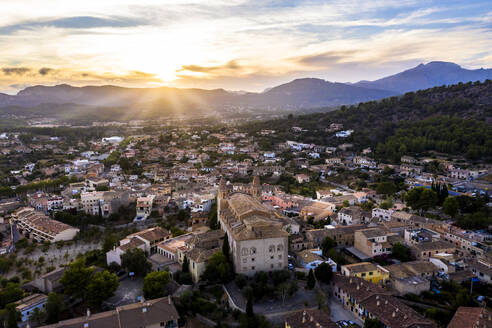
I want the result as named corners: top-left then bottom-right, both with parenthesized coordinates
top-left (168, 295), bottom-right (171, 304)
top-left (377, 301), bottom-right (380, 306)
top-left (392, 311), bottom-right (396, 318)
top-left (86, 308), bottom-right (91, 318)
top-left (385, 300), bottom-right (388, 305)
top-left (310, 316), bottom-right (314, 322)
top-left (302, 311), bottom-right (306, 323)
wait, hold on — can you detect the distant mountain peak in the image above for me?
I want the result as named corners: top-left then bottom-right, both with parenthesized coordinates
top-left (355, 61), bottom-right (492, 93)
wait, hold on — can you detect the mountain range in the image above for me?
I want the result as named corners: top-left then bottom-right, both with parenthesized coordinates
top-left (1, 61), bottom-right (491, 118)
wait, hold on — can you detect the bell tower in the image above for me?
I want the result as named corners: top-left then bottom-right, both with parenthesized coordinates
top-left (218, 177), bottom-right (228, 200)
top-left (251, 175), bottom-right (261, 201)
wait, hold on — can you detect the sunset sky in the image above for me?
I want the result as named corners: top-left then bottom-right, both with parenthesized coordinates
top-left (1, 0), bottom-right (491, 93)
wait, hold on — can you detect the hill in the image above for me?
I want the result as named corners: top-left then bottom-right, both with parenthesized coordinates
top-left (355, 61), bottom-right (492, 93)
top-left (0, 79), bottom-right (394, 114)
top-left (242, 80), bottom-right (492, 162)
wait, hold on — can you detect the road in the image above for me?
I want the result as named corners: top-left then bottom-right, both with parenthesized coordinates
top-left (329, 297), bottom-right (363, 326)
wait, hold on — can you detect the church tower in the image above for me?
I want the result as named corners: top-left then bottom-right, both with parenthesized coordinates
top-left (251, 175), bottom-right (261, 201)
top-left (218, 176), bottom-right (228, 200)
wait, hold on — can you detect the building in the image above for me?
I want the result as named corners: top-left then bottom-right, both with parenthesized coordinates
top-left (466, 259), bottom-right (492, 283)
top-left (372, 208), bottom-right (393, 221)
top-left (337, 206), bottom-right (370, 225)
top-left (341, 262), bottom-right (390, 284)
top-left (11, 207), bottom-right (79, 242)
top-left (41, 296), bottom-right (179, 328)
top-left (218, 177), bottom-right (289, 276)
top-left (80, 191), bottom-right (130, 217)
top-left (16, 294), bottom-right (48, 327)
top-left (393, 276), bottom-right (430, 296)
top-left (306, 225), bottom-right (366, 248)
top-left (136, 195), bottom-right (156, 221)
top-left (106, 227), bottom-right (170, 265)
top-left (354, 228), bottom-right (394, 258)
top-left (404, 228), bottom-right (441, 246)
top-left (411, 240), bottom-right (456, 260)
top-left (178, 230), bottom-right (224, 283)
top-left (285, 309), bottom-right (337, 328)
top-left (331, 275), bottom-right (435, 327)
top-left (385, 261), bottom-right (439, 280)
top-left (447, 307), bottom-right (491, 328)
top-left (30, 267), bottom-right (66, 293)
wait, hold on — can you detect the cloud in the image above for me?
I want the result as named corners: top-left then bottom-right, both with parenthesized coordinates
top-left (291, 50), bottom-right (362, 68)
top-left (38, 67), bottom-right (54, 75)
top-left (0, 16), bottom-right (146, 35)
top-left (179, 60), bottom-right (242, 73)
top-left (1, 67), bottom-right (31, 76)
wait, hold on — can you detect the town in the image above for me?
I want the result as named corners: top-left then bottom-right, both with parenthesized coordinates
top-left (0, 119), bottom-right (490, 328)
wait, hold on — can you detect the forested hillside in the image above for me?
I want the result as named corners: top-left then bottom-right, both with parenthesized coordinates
top-left (242, 80), bottom-right (492, 162)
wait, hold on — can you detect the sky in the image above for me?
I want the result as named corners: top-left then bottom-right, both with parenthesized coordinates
top-left (1, 0), bottom-right (491, 94)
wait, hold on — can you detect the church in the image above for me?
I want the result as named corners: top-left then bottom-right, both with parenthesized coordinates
top-left (217, 176), bottom-right (289, 276)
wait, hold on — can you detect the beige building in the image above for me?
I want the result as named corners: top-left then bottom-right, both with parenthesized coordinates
top-left (218, 177), bottom-right (289, 276)
top-left (411, 240), bottom-right (456, 260)
top-left (354, 228), bottom-right (394, 258)
top-left (11, 207), bottom-right (79, 243)
top-left (41, 296), bottom-right (179, 328)
top-left (178, 230), bottom-right (224, 283)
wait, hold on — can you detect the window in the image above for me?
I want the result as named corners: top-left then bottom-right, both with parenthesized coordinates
top-left (270, 256), bottom-right (274, 259)
top-left (277, 244), bottom-right (284, 252)
top-left (369, 272), bottom-right (373, 275)
top-left (269, 245), bottom-right (275, 253)
top-left (251, 247), bottom-right (256, 254)
top-left (252, 266), bottom-right (255, 270)
top-left (278, 255), bottom-right (282, 259)
top-left (241, 248), bottom-right (248, 256)
top-left (243, 258), bottom-right (247, 263)
top-left (251, 258), bottom-right (255, 262)
top-left (362, 273), bottom-right (366, 277)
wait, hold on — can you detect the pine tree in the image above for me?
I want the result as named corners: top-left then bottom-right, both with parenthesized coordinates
top-left (246, 293), bottom-right (254, 317)
top-left (222, 234), bottom-right (230, 262)
top-left (307, 269), bottom-right (316, 289)
top-left (182, 256), bottom-right (189, 273)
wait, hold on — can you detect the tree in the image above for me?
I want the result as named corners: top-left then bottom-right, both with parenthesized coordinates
top-left (405, 187), bottom-right (438, 212)
top-left (307, 269), bottom-right (315, 289)
top-left (222, 234), bottom-right (230, 262)
top-left (391, 243), bottom-right (412, 262)
top-left (321, 237), bottom-right (336, 257)
top-left (443, 197), bottom-right (459, 218)
top-left (86, 271), bottom-right (119, 307)
top-left (419, 189), bottom-right (438, 211)
top-left (59, 258), bottom-right (94, 300)
top-left (202, 252), bottom-right (233, 284)
top-left (275, 281), bottom-right (298, 305)
top-left (364, 318), bottom-right (385, 328)
top-left (314, 262), bottom-right (333, 284)
top-left (45, 292), bottom-right (64, 324)
top-left (208, 202), bottom-right (219, 230)
top-left (182, 256), bottom-right (189, 273)
top-left (121, 248), bottom-right (152, 277)
top-left (29, 307), bottom-right (46, 326)
top-left (246, 293), bottom-right (254, 317)
top-left (143, 271), bottom-right (170, 299)
top-left (376, 181), bottom-right (397, 195)
top-left (0, 282), bottom-right (24, 307)
top-left (102, 233), bottom-right (120, 252)
top-left (380, 197), bottom-right (393, 210)
top-left (5, 303), bottom-right (19, 328)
